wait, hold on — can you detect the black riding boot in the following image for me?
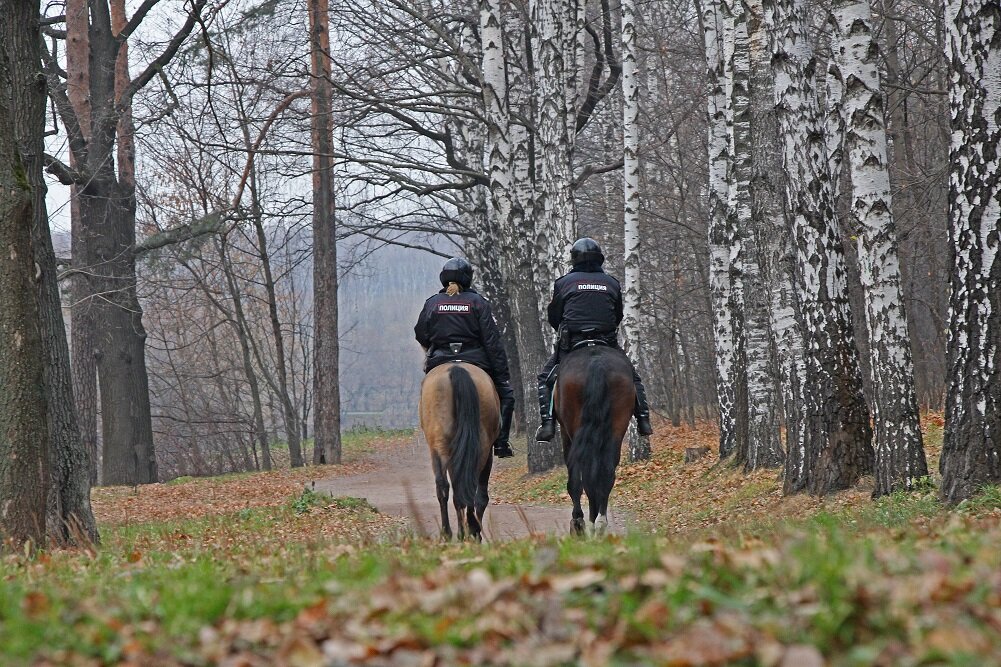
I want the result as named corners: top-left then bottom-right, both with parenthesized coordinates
top-left (633, 372), bottom-right (653, 436)
top-left (535, 381), bottom-right (556, 441)
top-left (493, 381), bottom-right (515, 458)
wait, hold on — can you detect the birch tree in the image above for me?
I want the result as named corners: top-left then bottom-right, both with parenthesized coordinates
top-left (765, 0), bottom-right (873, 494)
top-left (622, 0), bottom-right (650, 461)
top-left (829, 0), bottom-right (927, 496)
top-left (702, 0), bottom-right (748, 461)
top-left (939, 0), bottom-right (1001, 503)
top-left (725, 0), bottom-right (783, 470)
top-left (747, 0), bottom-right (800, 482)
top-left (479, 0), bottom-right (552, 467)
top-left (531, 0), bottom-right (579, 290)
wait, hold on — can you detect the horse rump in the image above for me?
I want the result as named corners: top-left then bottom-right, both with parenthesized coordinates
top-left (565, 354), bottom-right (614, 494)
top-left (447, 364), bottom-right (481, 508)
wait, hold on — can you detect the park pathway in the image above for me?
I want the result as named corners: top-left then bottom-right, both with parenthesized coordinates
top-left (315, 435), bottom-right (629, 540)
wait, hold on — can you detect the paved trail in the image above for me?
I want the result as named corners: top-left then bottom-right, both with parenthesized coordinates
top-left (316, 435), bottom-right (629, 541)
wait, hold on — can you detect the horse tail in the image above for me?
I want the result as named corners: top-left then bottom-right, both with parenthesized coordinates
top-left (567, 354), bottom-right (613, 493)
top-left (447, 364), bottom-right (481, 508)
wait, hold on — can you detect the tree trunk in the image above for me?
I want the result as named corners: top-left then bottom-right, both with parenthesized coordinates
top-left (702, 0), bottom-right (748, 461)
top-left (496, 7), bottom-right (562, 472)
top-left (622, 0), bottom-right (649, 462)
top-left (740, 0), bottom-right (784, 470)
top-left (309, 0), bottom-right (341, 465)
top-left (84, 178), bottom-right (157, 485)
top-left (0, 2), bottom-right (51, 547)
top-left (830, 0), bottom-right (927, 496)
top-left (66, 0), bottom-right (99, 485)
top-left (55, 0), bottom-right (159, 486)
top-left (531, 0), bottom-right (578, 293)
top-left (15, 7), bottom-right (99, 541)
top-left (765, 0), bottom-right (874, 494)
top-left (939, 0), bottom-right (1001, 503)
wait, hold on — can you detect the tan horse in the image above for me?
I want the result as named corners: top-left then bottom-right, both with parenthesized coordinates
top-left (419, 362), bottom-right (500, 540)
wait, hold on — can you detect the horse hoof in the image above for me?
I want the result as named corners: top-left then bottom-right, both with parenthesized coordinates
top-left (570, 518), bottom-right (586, 536)
top-left (593, 515), bottom-right (608, 537)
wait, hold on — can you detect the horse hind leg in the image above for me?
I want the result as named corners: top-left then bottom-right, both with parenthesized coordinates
top-left (452, 493), bottom-right (468, 540)
top-left (567, 467), bottom-right (586, 536)
top-left (590, 455), bottom-right (617, 537)
top-left (466, 506), bottom-right (482, 542)
top-left (433, 454), bottom-right (452, 541)
top-left (473, 457), bottom-right (492, 540)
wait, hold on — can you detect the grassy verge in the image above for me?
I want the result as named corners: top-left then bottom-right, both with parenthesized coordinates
top-left (6, 416), bottom-right (997, 665)
top-left (3, 484), bottom-right (1001, 664)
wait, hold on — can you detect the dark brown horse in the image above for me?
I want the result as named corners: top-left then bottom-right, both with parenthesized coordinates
top-left (555, 344), bottom-right (636, 535)
top-left (419, 362), bottom-right (500, 540)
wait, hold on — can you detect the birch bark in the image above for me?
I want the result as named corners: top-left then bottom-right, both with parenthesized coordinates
top-left (939, 0), bottom-right (1001, 503)
top-left (765, 0), bottom-right (874, 494)
top-left (728, 0), bottom-right (783, 470)
top-left (622, 0), bottom-right (650, 461)
top-left (830, 0), bottom-right (927, 496)
top-left (480, 1), bottom-right (556, 470)
top-left (531, 0), bottom-right (578, 294)
top-left (702, 0), bottom-right (748, 460)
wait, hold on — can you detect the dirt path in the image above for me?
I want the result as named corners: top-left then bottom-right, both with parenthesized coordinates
top-left (316, 434), bottom-right (629, 540)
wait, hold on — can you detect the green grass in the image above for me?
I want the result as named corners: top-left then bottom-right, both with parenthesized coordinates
top-left (5, 476), bottom-right (1001, 663)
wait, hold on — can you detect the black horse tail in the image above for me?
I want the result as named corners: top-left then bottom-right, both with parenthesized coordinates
top-left (447, 364), bottom-right (481, 508)
top-left (567, 354), bottom-right (613, 493)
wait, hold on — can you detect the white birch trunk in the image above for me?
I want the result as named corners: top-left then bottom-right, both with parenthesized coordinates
top-left (483, 3), bottom-right (559, 472)
top-left (830, 0), bottom-right (927, 496)
top-left (727, 0), bottom-right (783, 470)
top-left (622, 0), bottom-right (649, 461)
top-left (703, 0), bottom-right (747, 460)
top-left (765, 0), bottom-right (874, 494)
top-left (939, 0), bottom-right (1001, 503)
top-left (532, 0), bottom-right (578, 298)
top-left (747, 0), bottom-right (800, 481)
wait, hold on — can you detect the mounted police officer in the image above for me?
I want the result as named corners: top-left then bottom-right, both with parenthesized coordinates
top-left (535, 238), bottom-right (653, 441)
top-left (415, 257), bottom-right (516, 458)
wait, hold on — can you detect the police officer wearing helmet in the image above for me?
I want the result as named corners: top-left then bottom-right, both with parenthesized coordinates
top-left (415, 257), bottom-right (516, 458)
top-left (535, 238), bottom-right (653, 441)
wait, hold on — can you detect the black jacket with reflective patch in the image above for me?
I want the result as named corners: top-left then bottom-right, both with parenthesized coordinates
top-left (546, 266), bottom-right (623, 334)
top-left (414, 288), bottom-right (510, 382)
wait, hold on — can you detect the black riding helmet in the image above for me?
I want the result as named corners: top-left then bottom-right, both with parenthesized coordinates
top-left (439, 257), bottom-right (474, 289)
top-left (570, 237), bottom-right (604, 267)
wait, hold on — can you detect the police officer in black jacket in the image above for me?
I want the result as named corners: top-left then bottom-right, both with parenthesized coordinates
top-left (535, 238), bottom-right (654, 441)
top-left (415, 257), bottom-right (516, 458)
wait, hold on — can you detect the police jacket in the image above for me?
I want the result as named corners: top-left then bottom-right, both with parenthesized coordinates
top-left (414, 288), bottom-right (510, 382)
top-left (546, 264), bottom-right (623, 334)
